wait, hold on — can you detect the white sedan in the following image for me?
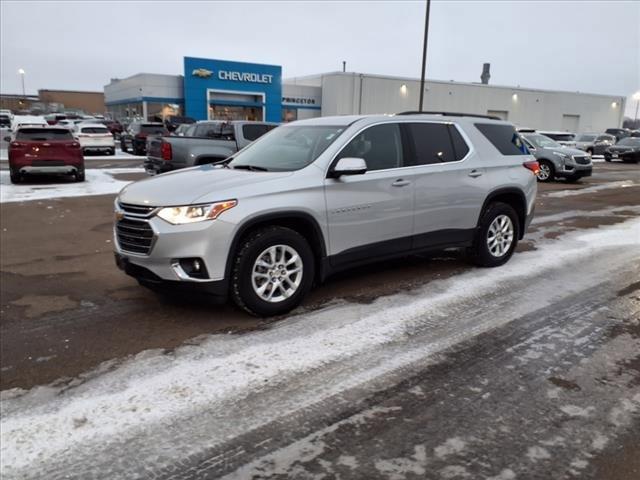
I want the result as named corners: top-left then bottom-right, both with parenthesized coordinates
top-left (73, 123), bottom-right (115, 155)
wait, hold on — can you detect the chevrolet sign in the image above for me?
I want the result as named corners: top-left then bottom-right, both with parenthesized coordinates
top-left (192, 68), bottom-right (214, 78)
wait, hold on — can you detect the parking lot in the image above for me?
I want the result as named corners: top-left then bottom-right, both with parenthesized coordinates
top-left (1, 154), bottom-right (639, 479)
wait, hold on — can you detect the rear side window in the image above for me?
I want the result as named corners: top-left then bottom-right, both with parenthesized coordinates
top-left (405, 123), bottom-right (456, 165)
top-left (195, 123), bottom-right (235, 140)
top-left (81, 127), bottom-right (110, 134)
top-left (337, 123), bottom-right (403, 171)
top-left (475, 123), bottom-right (528, 155)
top-left (16, 129), bottom-right (73, 141)
top-left (243, 124), bottom-right (270, 141)
top-left (448, 125), bottom-right (470, 161)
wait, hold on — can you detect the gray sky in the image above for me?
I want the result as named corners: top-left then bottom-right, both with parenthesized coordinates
top-left (1, 0), bottom-right (639, 116)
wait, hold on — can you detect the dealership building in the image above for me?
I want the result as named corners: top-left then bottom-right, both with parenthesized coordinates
top-left (104, 56), bottom-right (625, 132)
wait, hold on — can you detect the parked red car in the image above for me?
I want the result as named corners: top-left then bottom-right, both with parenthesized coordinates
top-left (6, 127), bottom-right (85, 184)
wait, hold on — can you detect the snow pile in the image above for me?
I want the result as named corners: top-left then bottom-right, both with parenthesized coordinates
top-left (544, 180), bottom-right (636, 198)
top-left (0, 218), bottom-right (639, 477)
top-left (0, 168), bottom-right (142, 203)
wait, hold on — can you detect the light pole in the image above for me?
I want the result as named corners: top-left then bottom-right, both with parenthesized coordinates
top-left (18, 68), bottom-right (25, 98)
top-left (633, 91), bottom-right (640, 124)
top-left (418, 0), bottom-right (431, 112)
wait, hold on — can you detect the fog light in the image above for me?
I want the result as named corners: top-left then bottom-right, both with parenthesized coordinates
top-left (175, 258), bottom-right (209, 279)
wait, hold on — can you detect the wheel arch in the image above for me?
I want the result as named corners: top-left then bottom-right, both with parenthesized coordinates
top-left (225, 211), bottom-right (327, 283)
top-left (479, 187), bottom-right (528, 240)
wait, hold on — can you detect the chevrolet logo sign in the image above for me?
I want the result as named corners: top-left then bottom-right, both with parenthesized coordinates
top-left (192, 68), bottom-right (213, 78)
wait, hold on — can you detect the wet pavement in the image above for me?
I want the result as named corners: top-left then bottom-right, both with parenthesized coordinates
top-left (0, 161), bottom-right (639, 479)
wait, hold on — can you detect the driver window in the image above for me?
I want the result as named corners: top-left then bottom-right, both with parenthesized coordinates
top-left (337, 123), bottom-right (403, 171)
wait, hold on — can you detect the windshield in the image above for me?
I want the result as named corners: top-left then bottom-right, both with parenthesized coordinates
top-left (81, 127), bottom-right (110, 134)
top-left (16, 128), bottom-right (73, 141)
top-left (524, 133), bottom-right (560, 149)
top-left (228, 125), bottom-right (346, 172)
top-left (543, 133), bottom-right (574, 142)
top-left (576, 134), bottom-right (597, 142)
top-left (617, 137), bottom-right (640, 146)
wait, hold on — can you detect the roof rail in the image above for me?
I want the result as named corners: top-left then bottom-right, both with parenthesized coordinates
top-left (396, 111), bottom-right (501, 120)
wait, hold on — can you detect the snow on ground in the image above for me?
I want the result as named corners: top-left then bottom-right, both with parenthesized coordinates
top-left (1, 216), bottom-right (639, 478)
top-left (544, 180), bottom-right (637, 198)
top-left (0, 168), bottom-right (142, 203)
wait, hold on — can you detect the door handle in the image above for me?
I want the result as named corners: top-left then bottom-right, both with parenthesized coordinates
top-left (392, 179), bottom-right (411, 187)
top-left (468, 170), bottom-right (483, 178)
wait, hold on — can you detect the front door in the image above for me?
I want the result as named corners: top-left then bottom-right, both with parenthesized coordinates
top-left (324, 123), bottom-right (414, 266)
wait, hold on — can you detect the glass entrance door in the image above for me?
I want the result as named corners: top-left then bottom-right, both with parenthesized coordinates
top-left (209, 105), bottom-right (263, 121)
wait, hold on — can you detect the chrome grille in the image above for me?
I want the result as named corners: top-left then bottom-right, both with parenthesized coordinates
top-left (116, 217), bottom-right (154, 255)
top-left (118, 202), bottom-right (156, 216)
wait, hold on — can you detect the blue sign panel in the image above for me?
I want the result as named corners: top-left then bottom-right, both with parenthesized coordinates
top-left (183, 57), bottom-right (282, 122)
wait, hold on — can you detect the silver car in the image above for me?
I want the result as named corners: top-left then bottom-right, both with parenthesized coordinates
top-left (114, 113), bottom-right (537, 316)
top-left (574, 133), bottom-right (616, 156)
top-left (521, 133), bottom-right (592, 182)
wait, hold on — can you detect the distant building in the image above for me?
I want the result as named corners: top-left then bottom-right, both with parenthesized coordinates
top-left (104, 57), bottom-right (626, 132)
top-left (0, 90), bottom-right (105, 115)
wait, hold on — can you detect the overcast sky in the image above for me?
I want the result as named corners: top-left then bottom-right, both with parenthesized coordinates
top-left (1, 1), bottom-right (639, 116)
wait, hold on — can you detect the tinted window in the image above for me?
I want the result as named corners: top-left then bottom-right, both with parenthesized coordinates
top-left (337, 123), bottom-right (403, 171)
top-left (405, 123), bottom-right (455, 165)
top-left (140, 125), bottom-right (167, 135)
top-left (475, 123), bottom-right (528, 155)
top-left (576, 134), bottom-right (596, 142)
top-left (243, 124), bottom-right (270, 141)
top-left (449, 125), bottom-right (469, 161)
top-left (16, 129), bottom-right (73, 141)
top-left (184, 125), bottom-right (197, 137)
top-left (617, 137), bottom-right (640, 146)
top-left (81, 127), bottom-right (110, 134)
top-left (0, 116), bottom-right (10, 127)
top-left (195, 123), bottom-right (234, 139)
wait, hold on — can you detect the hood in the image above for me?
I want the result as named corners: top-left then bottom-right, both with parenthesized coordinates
top-left (118, 164), bottom-right (294, 207)
top-left (559, 147), bottom-right (590, 157)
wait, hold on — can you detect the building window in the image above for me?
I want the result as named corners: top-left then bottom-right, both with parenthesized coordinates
top-left (282, 108), bottom-right (298, 122)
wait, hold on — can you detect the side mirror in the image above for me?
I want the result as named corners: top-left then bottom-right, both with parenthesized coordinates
top-left (330, 157), bottom-right (367, 178)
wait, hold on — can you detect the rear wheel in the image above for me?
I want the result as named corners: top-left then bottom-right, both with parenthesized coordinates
top-left (231, 226), bottom-right (315, 317)
top-left (9, 169), bottom-right (21, 184)
top-left (120, 140), bottom-right (128, 153)
top-left (469, 202), bottom-right (519, 268)
top-left (108, 148), bottom-right (116, 156)
top-left (75, 169), bottom-right (85, 182)
top-left (536, 160), bottom-right (554, 182)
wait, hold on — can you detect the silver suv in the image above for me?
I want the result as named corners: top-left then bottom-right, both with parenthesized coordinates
top-left (114, 113), bottom-right (538, 316)
top-left (521, 132), bottom-right (592, 182)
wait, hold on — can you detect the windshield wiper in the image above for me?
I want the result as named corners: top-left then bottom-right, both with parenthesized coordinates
top-left (232, 164), bottom-right (269, 172)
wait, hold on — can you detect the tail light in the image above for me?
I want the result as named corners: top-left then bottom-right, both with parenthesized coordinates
top-left (523, 160), bottom-right (540, 175)
top-left (135, 133), bottom-right (147, 139)
top-left (161, 141), bottom-right (172, 161)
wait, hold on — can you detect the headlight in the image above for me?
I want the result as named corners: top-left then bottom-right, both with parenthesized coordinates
top-left (157, 200), bottom-right (237, 225)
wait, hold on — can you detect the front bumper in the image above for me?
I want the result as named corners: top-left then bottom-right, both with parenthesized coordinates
top-left (115, 253), bottom-right (228, 299)
top-left (557, 163), bottom-right (592, 179)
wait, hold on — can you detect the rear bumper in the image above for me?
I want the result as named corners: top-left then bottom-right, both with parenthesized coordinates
top-left (144, 156), bottom-right (176, 174)
top-left (18, 165), bottom-right (80, 174)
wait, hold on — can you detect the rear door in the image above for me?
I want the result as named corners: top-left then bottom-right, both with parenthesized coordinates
top-left (324, 122), bottom-right (414, 264)
top-left (406, 122), bottom-right (484, 248)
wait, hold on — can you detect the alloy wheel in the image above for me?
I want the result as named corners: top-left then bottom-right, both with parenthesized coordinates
top-left (251, 245), bottom-right (303, 303)
top-left (487, 215), bottom-right (514, 257)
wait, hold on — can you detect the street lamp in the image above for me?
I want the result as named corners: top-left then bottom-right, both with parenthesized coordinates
top-left (18, 68), bottom-right (25, 98)
top-left (633, 91), bottom-right (640, 123)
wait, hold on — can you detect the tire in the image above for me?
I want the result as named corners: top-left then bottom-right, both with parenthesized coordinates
top-left (604, 155), bottom-right (611, 162)
top-left (469, 202), bottom-right (519, 268)
top-left (109, 148), bottom-right (116, 156)
top-left (9, 169), bottom-right (21, 184)
top-left (75, 170), bottom-right (85, 182)
top-left (120, 141), bottom-right (128, 153)
top-left (134, 147), bottom-right (144, 156)
top-left (231, 226), bottom-right (315, 316)
top-left (536, 160), bottom-right (555, 182)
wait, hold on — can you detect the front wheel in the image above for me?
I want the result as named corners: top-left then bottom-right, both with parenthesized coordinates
top-left (604, 154), bottom-right (612, 162)
top-left (536, 160), bottom-right (555, 182)
top-left (231, 226), bottom-right (315, 316)
top-left (75, 170), bottom-right (85, 182)
top-left (469, 202), bottom-right (519, 268)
